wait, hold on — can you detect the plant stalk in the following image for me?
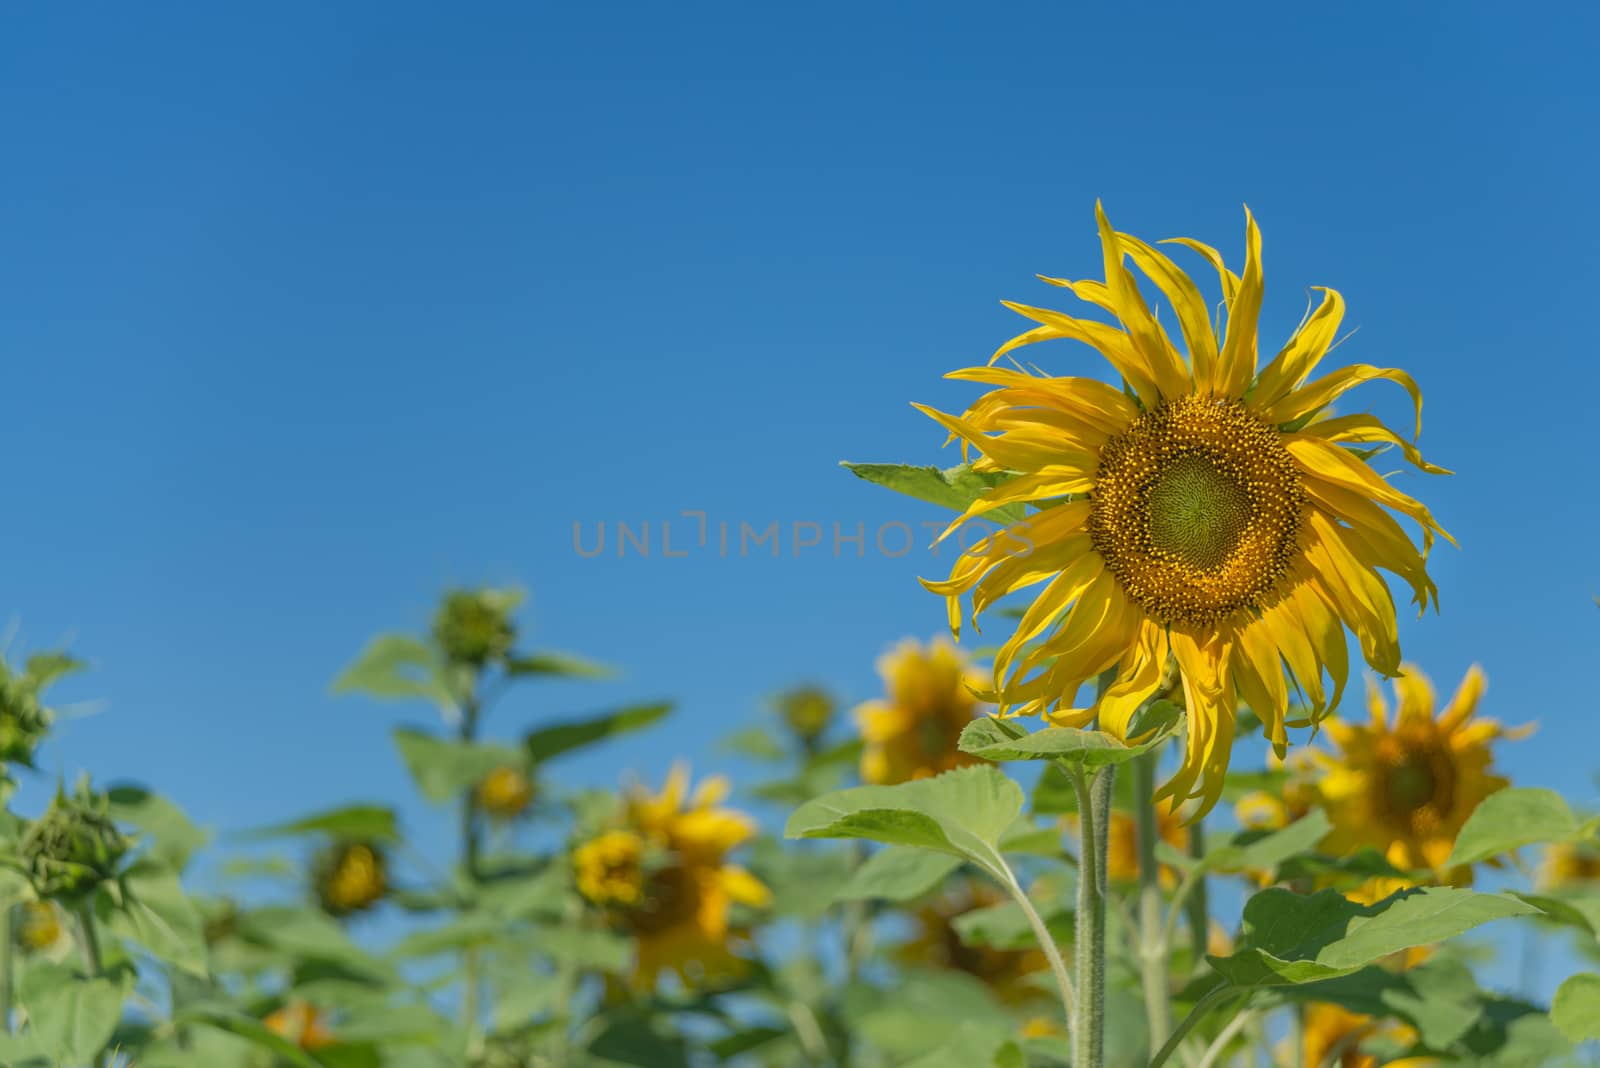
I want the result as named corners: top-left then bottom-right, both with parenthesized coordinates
top-left (458, 688), bottom-right (484, 1049)
top-left (0, 904), bottom-right (11, 1033)
top-left (73, 902), bottom-right (108, 1068)
top-left (1134, 751), bottom-right (1173, 1050)
top-left (1073, 765), bottom-right (1114, 1068)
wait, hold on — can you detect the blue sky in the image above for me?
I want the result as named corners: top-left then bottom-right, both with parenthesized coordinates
top-left (2, 0), bottom-right (1597, 929)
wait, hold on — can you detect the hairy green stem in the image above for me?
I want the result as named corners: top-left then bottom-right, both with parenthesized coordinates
top-left (1183, 814), bottom-right (1209, 960)
top-left (1194, 1007), bottom-right (1256, 1068)
top-left (1073, 765), bottom-right (1114, 1068)
top-left (1134, 752), bottom-right (1173, 1051)
top-left (997, 863), bottom-right (1076, 1036)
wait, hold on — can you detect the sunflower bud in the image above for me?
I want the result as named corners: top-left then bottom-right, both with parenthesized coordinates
top-left (18, 781), bottom-right (130, 902)
top-left (431, 589), bottom-right (518, 669)
top-left (777, 685), bottom-right (835, 741)
top-left (476, 765), bottom-right (535, 822)
top-left (311, 840), bottom-right (388, 918)
top-left (0, 677), bottom-right (51, 766)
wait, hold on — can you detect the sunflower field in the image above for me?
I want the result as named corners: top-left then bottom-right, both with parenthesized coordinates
top-left (2, 204), bottom-right (1598, 1068)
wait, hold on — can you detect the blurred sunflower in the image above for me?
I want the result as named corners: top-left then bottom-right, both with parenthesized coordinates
top-left (1296, 1003), bottom-right (1430, 1068)
top-left (920, 205), bottom-right (1450, 814)
top-left (855, 638), bottom-right (987, 785)
top-left (1539, 840), bottom-right (1600, 890)
top-left (312, 840), bottom-right (388, 918)
top-left (1234, 750), bottom-right (1319, 831)
top-left (899, 879), bottom-right (1050, 1005)
top-left (1316, 665), bottom-right (1527, 875)
top-left (576, 765), bottom-right (769, 989)
top-left (477, 765), bottom-right (536, 822)
top-left (13, 900), bottom-right (68, 954)
top-left (264, 1001), bottom-right (336, 1051)
top-left (1104, 796), bottom-right (1187, 885)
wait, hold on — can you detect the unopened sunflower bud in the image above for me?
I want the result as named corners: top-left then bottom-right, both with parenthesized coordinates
top-left (18, 782), bottom-right (130, 901)
top-left (312, 840), bottom-right (388, 918)
top-left (432, 589), bottom-right (518, 669)
top-left (0, 678), bottom-right (51, 766)
top-left (477, 765), bottom-right (535, 821)
top-left (778, 685), bottom-right (835, 741)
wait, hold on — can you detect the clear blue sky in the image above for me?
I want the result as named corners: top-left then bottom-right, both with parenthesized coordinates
top-left (3, 2), bottom-right (1596, 889)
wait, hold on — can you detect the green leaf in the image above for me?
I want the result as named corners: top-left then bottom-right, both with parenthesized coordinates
top-left (505, 650), bottom-right (616, 679)
top-left (1208, 886), bottom-right (1539, 987)
top-left (17, 961), bottom-right (127, 1065)
top-left (391, 728), bottom-right (523, 804)
top-left (1552, 972), bottom-right (1600, 1042)
top-left (957, 715), bottom-right (1178, 768)
top-left (242, 803), bottom-right (400, 843)
top-left (842, 462), bottom-right (1029, 525)
top-left (834, 847), bottom-right (963, 903)
top-left (785, 766), bottom-right (1024, 878)
top-left (332, 634), bottom-right (454, 710)
top-left (720, 726), bottom-right (788, 762)
top-left (107, 784), bottom-right (210, 872)
top-left (899, 1022), bottom-right (1013, 1068)
top-left (1268, 957), bottom-right (1485, 1049)
top-left (846, 970), bottom-right (1013, 1060)
top-left (105, 858), bottom-right (210, 976)
top-left (1446, 787), bottom-right (1583, 867)
top-left (524, 701), bottom-right (673, 764)
top-left (177, 1006), bottom-right (326, 1068)
top-left (1201, 811), bottom-right (1333, 874)
top-left (23, 651), bottom-right (85, 690)
top-left (389, 913), bottom-right (503, 959)
top-left (235, 906), bottom-right (394, 981)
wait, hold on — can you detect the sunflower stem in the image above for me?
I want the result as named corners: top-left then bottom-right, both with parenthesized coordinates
top-left (997, 863), bottom-right (1075, 1038)
top-left (458, 687), bottom-right (484, 1051)
top-left (1073, 764), bottom-right (1114, 1068)
top-left (0, 904), bottom-right (11, 1033)
top-left (1134, 752), bottom-right (1174, 1051)
top-left (73, 901), bottom-right (108, 1068)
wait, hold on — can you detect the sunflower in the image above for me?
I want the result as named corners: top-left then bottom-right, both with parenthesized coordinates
top-left (899, 879), bottom-right (1051, 1005)
top-left (264, 1001), bottom-right (336, 1051)
top-left (1104, 796), bottom-right (1187, 885)
top-left (576, 765), bottom-right (770, 988)
top-left (855, 638), bottom-right (988, 785)
top-left (1294, 1003), bottom-right (1432, 1068)
top-left (919, 205), bottom-right (1450, 813)
top-left (477, 765), bottom-right (536, 822)
top-left (13, 900), bottom-right (67, 954)
top-left (312, 840), bottom-right (388, 918)
top-left (1316, 665), bottom-right (1527, 875)
top-left (1540, 840), bottom-right (1600, 889)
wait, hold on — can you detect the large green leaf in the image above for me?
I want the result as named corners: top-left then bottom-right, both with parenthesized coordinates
top-left (841, 462), bottom-right (1027, 525)
top-left (1208, 887), bottom-right (1538, 987)
top-left (242, 803), bottom-right (400, 843)
top-left (1552, 972), bottom-right (1600, 1042)
top-left (786, 766), bottom-right (1024, 879)
top-left (958, 715), bottom-right (1177, 768)
top-left (1267, 957), bottom-right (1486, 1049)
top-left (177, 1006), bottom-right (326, 1068)
top-left (524, 702), bottom-right (672, 764)
top-left (332, 634), bottom-right (454, 710)
top-left (1446, 787), bottom-right (1585, 866)
top-left (17, 961), bottom-right (127, 1066)
top-left (104, 858), bottom-right (209, 976)
top-left (392, 728), bottom-right (523, 804)
top-left (834, 846), bottom-right (963, 903)
top-left (235, 906), bottom-right (394, 981)
top-left (952, 897), bottom-right (1073, 951)
top-left (107, 784), bottom-right (210, 872)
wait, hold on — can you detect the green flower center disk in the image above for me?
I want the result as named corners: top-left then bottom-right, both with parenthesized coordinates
top-left (1088, 396), bottom-right (1307, 627)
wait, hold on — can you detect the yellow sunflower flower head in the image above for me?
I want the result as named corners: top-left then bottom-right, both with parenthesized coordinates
top-left (1316, 665), bottom-right (1529, 876)
top-left (264, 1001), bottom-right (336, 1051)
top-left (584, 765), bottom-right (771, 990)
top-left (1540, 840), bottom-right (1600, 890)
top-left (855, 637), bottom-right (988, 785)
top-left (312, 840), bottom-right (388, 919)
top-left (920, 205), bottom-right (1453, 815)
top-left (476, 765), bottom-right (536, 822)
top-left (1293, 1003), bottom-right (1431, 1068)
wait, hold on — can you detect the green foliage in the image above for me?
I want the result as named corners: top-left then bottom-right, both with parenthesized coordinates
top-left (841, 461), bottom-right (1028, 524)
top-left (523, 701), bottom-right (673, 764)
top-left (1446, 786), bottom-right (1590, 866)
top-left (1551, 972), bottom-right (1600, 1042)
